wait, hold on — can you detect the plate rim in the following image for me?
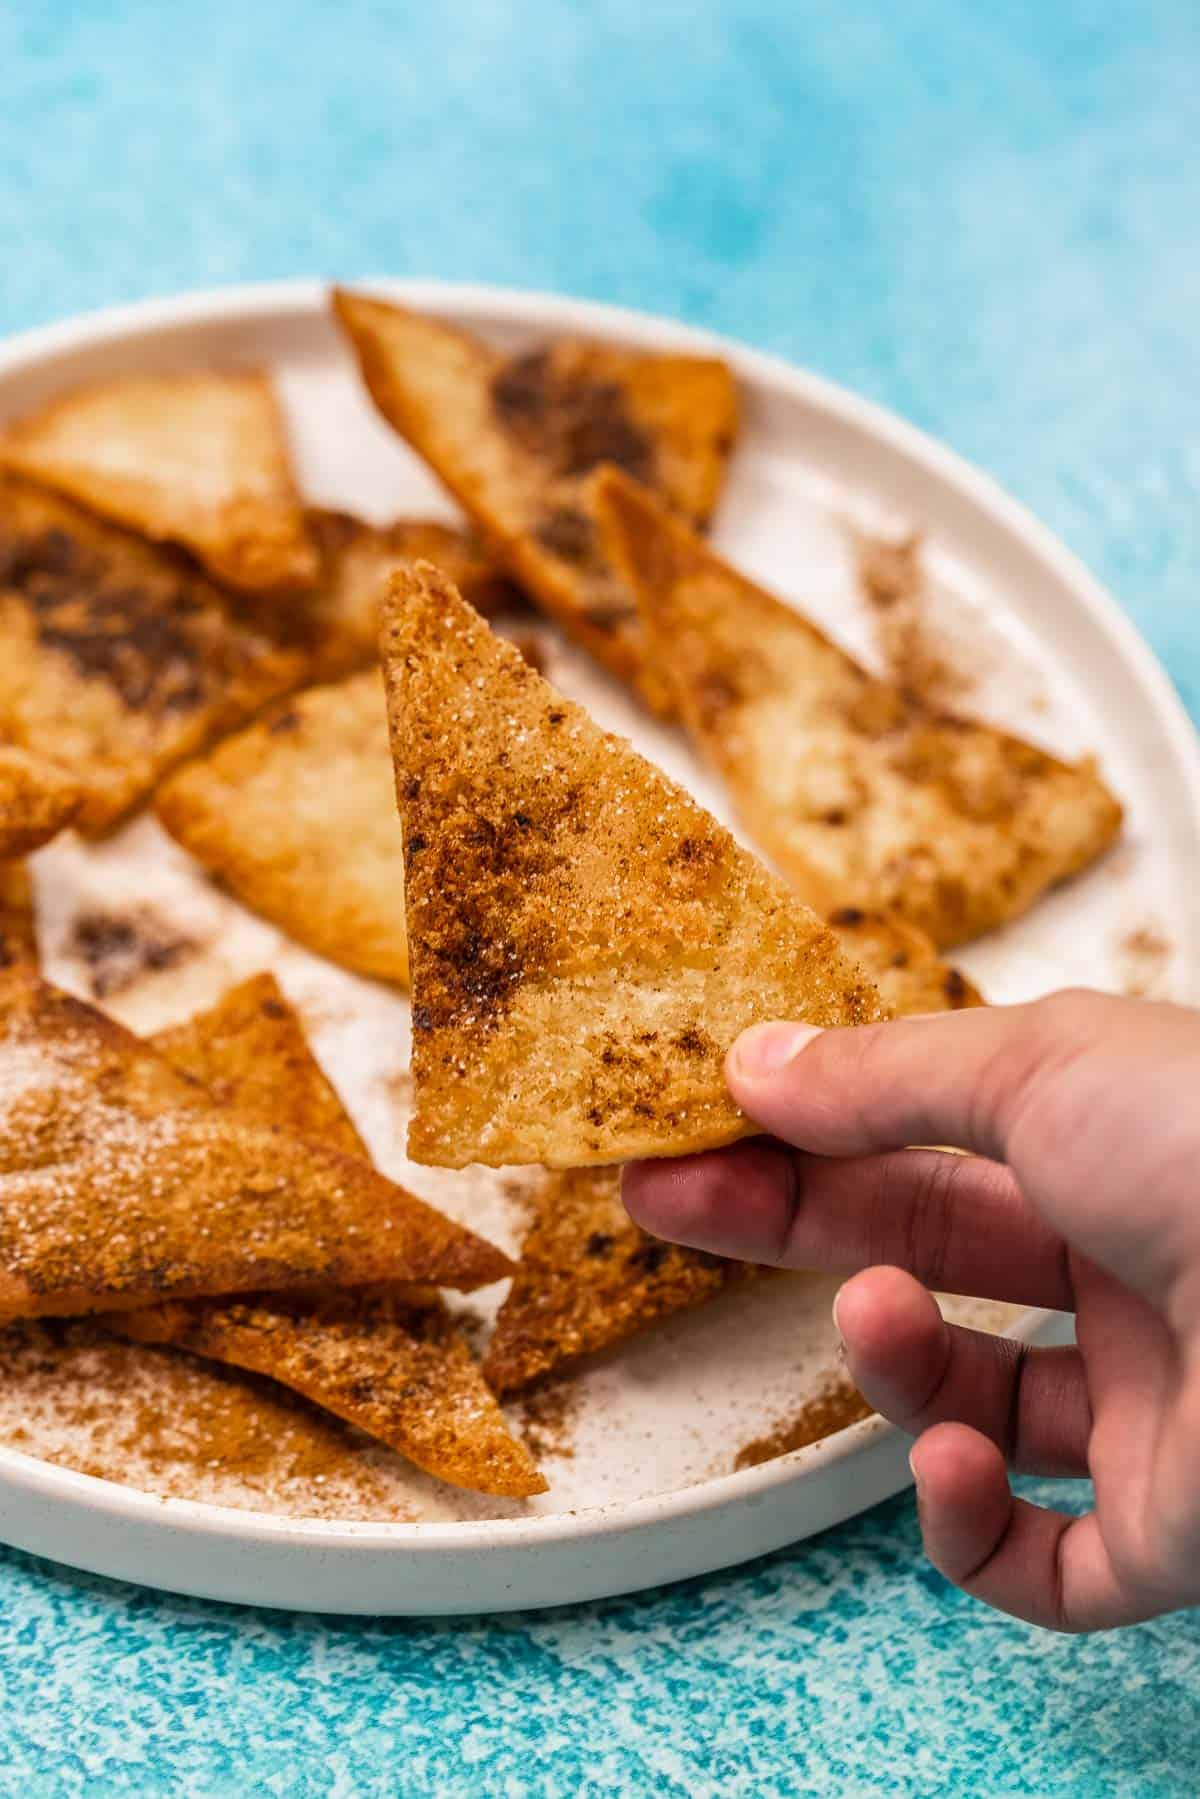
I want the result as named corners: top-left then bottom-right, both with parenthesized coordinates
top-left (0, 276), bottom-right (1195, 1561)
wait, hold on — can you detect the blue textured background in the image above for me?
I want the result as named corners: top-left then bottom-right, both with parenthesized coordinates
top-left (2, 1), bottom-right (1198, 1791)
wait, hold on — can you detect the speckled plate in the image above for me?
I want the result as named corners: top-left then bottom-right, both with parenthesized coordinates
top-left (0, 281), bottom-right (1196, 1615)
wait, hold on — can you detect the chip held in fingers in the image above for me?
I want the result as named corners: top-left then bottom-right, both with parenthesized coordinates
top-left (597, 469), bottom-right (1124, 950)
top-left (0, 969), bottom-right (511, 1321)
top-left (333, 288), bottom-right (737, 706)
top-left (1, 370), bottom-right (319, 596)
top-left (120, 972), bottom-right (545, 1499)
top-left (381, 562), bottom-right (883, 1170)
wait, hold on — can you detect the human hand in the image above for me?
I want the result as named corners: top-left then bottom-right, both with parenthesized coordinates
top-left (623, 991), bottom-right (1200, 1632)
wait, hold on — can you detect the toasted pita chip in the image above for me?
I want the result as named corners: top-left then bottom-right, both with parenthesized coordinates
top-left (0, 744), bottom-right (80, 855)
top-left (150, 972), bottom-right (368, 1157)
top-left (157, 671), bottom-right (409, 983)
top-left (305, 509), bottom-right (518, 675)
top-left (125, 975), bottom-right (544, 1497)
top-left (599, 472), bottom-right (1123, 949)
top-left (484, 1167), bottom-right (750, 1394)
top-left (826, 906), bottom-right (983, 1014)
top-left (118, 1292), bottom-right (545, 1498)
top-left (0, 969), bottom-right (510, 1321)
top-left (1, 372), bottom-right (319, 596)
top-left (0, 864), bottom-right (35, 969)
top-left (381, 564), bottom-right (882, 1169)
top-left (0, 474), bottom-right (312, 833)
top-left (486, 911), bottom-right (976, 1392)
top-left (333, 288), bottom-right (737, 704)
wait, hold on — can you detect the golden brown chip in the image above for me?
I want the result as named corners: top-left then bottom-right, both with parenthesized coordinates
top-left (124, 975), bottom-right (545, 1497)
top-left (826, 906), bottom-right (983, 1013)
top-left (0, 863), bottom-right (35, 969)
top-left (156, 671), bottom-right (409, 984)
top-left (484, 1167), bottom-right (750, 1395)
top-left (305, 508), bottom-right (519, 675)
top-left (0, 474), bottom-right (312, 833)
top-left (118, 1292), bottom-right (545, 1498)
top-left (485, 911), bottom-right (973, 1393)
top-left (150, 971), bottom-right (368, 1156)
top-left (0, 744), bottom-right (81, 855)
top-left (1, 371), bottom-right (319, 596)
top-left (599, 471), bottom-right (1123, 949)
top-left (381, 564), bottom-right (882, 1169)
top-left (332, 288), bottom-right (737, 705)
top-left (0, 969), bottom-right (510, 1320)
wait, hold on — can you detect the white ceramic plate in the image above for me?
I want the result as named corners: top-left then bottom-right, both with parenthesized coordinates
top-left (0, 280), bottom-right (1196, 1616)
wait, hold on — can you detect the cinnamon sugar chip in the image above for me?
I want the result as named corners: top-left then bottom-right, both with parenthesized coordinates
top-left (826, 906), bottom-right (983, 1013)
top-left (382, 564), bottom-right (882, 1169)
top-left (0, 969), bottom-right (510, 1320)
top-left (333, 289), bottom-right (738, 708)
top-left (157, 672), bottom-right (410, 984)
top-left (119, 1293), bottom-right (545, 1498)
top-left (485, 1166), bottom-right (751, 1394)
top-left (0, 864), bottom-right (35, 970)
top-left (128, 972), bottom-right (544, 1497)
top-left (151, 972), bottom-right (367, 1157)
top-left (0, 371), bottom-right (319, 597)
top-left (0, 745), bottom-right (81, 855)
top-left (304, 508), bottom-right (519, 677)
top-left (599, 471), bottom-right (1123, 950)
top-left (0, 474), bottom-right (312, 833)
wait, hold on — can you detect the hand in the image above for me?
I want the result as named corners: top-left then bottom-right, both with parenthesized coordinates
top-left (623, 991), bottom-right (1200, 1632)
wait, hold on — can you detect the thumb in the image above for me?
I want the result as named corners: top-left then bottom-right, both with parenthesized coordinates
top-left (726, 990), bottom-right (1200, 1308)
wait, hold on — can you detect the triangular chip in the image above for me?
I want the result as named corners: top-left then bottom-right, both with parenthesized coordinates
top-left (150, 972), bottom-right (368, 1157)
top-left (0, 863), bottom-right (35, 969)
top-left (0, 474), bottom-right (312, 833)
top-left (333, 288), bottom-right (737, 704)
top-left (118, 1291), bottom-right (545, 1498)
top-left (598, 471), bottom-right (1123, 948)
top-left (485, 910), bottom-right (978, 1393)
top-left (484, 1167), bottom-right (750, 1394)
top-left (0, 744), bottom-right (80, 855)
top-left (305, 508), bottom-right (518, 676)
top-left (1, 372), bottom-right (319, 596)
top-left (826, 905), bottom-right (982, 1014)
top-left (0, 969), bottom-right (510, 1320)
top-left (118, 974), bottom-right (544, 1497)
top-left (381, 564), bottom-right (882, 1169)
top-left (157, 671), bottom-right (409, 983)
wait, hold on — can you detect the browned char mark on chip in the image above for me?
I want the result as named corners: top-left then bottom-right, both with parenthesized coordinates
top-left (491, 349), bottom-right (656, 485)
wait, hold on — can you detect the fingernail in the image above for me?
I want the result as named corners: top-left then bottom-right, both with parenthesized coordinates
top-left (831, 1281), bottom-right (847, 1341)
top-left (730, 1021), bottom-right (822, 1082)
top-left (908, 1447), bottom-right (922, 1484)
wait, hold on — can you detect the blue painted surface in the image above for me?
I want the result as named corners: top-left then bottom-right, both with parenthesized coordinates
top-left (1, 1), bottom-right (1198, 1790)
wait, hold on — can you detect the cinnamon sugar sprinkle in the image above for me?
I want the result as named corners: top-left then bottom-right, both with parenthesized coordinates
top-left (514, 1377), bottom-right (580, 1461)
top-left (1117, 924), bottom-right (1173, 998)
top-left (67, 907), bottom-right (199, 998)
top-left (856, 530), bottom-right (973, 711)
top-left (0, 1320), bottom-right (413, 1519)
top-left (733, 1380), bottom-right (874, 1470)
